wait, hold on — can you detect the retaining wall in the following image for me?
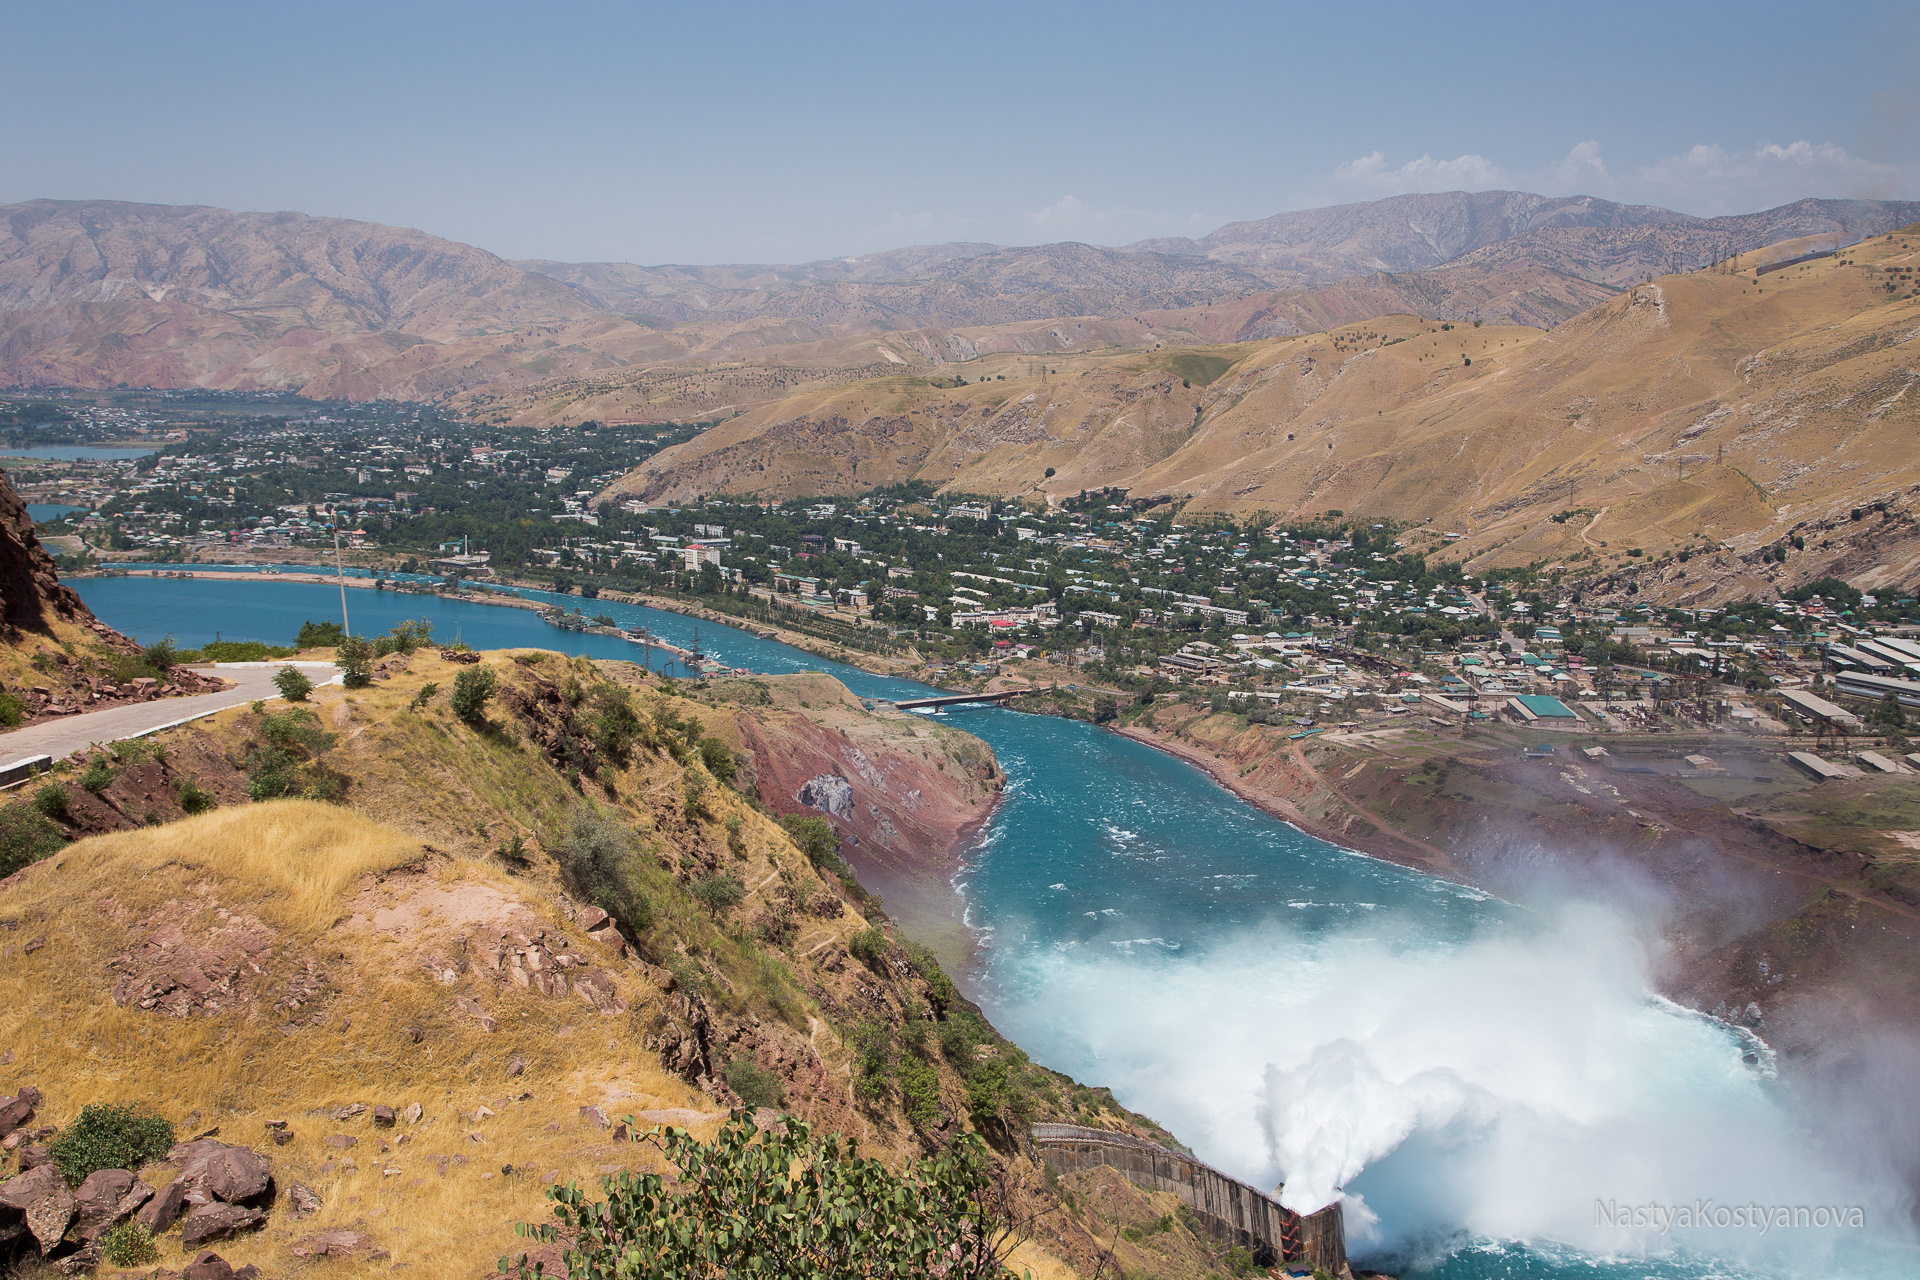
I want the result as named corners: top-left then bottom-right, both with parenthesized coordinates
top-left (1030, 1123), bottom-right (1345, 1273)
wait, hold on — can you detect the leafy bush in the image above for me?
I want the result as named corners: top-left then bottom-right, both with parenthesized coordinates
top-left (689, 872), bottom-right (745, 919)
top-left (780, 814), bottom-right (839, 868)
top-left (100, 1221), bottom-right (159, 1267)
top-left (0, 691), bottom-right (24, 728)
top-left (173, 640), bottom-right (297, 663)
top-left (501, 1114), bottom-right (1015, 1280)
top-left (245, 707), bottom-right (341, 801)
top-left (337, 635), bottom-right (375, 688)
top-left (848, 928), bottom-right (889, 971)
top-left (450, 665), bottom-right (498, 723)
top-left (175, 777), bottom-right (217, 815)
top-left (724, 1058), bottom-right (785, 1111)
top-left (903, 942), bottom-right (958, 1014)
top-left (78, 759), bottom-right (117, 793)
top-left (0, 804), bottom-right (69, 878)
top-left (48, 1104), bottom-right (174, 1185)
top-left (30, 783), bottom-right (68, 821)
top-left (409, 681), bottom-right (439, 711)
top-left (897, 1053), bottom-right (941, 1128)
top-left (557, 806), bottom-right (653, 933)
top-left (141, 636), bottom-right (177, 670)
top-left (586, 685), bottom-right (642, 764)
top-left (699, 736), bottom-right (737, 785)
top-left (372, 618), bottom-right (434, 657)
top-left (295, 618), bottom-right (345, 648)
top-left (848, 1019), bottom-right (894, 1099)
top-left (272, 665), bottom-right (314, 702)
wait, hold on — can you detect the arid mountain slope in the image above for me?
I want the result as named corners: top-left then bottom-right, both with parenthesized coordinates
top-left (614, 226), bottom-right (1920, 598)
top-left (5, 195), bottom-right (1917, 418)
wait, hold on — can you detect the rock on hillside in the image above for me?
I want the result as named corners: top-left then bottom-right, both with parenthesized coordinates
top-left (0, 464), bottom-right (86, 633)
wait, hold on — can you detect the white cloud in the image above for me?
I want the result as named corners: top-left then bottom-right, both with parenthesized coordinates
top-left (1310, 139), bottom-right (1915, 216)
top-left (1019, 194), bottom-right (1216, 244)
top-left (1620, 140), bottom-right (1909, 213)
top-left (1329, 151), bottom-right (1507, 199)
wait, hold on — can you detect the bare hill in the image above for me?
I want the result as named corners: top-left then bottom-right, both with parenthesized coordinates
top-left (612, 226), bottom-right (1920, 602)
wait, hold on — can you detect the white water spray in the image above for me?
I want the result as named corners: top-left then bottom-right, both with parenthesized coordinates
top-left (981, 898), bottom-right (1912, 1272)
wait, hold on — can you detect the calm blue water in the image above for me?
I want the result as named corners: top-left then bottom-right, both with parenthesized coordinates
top-left (27, 503), bottom-right (85, 522)
top-left (72, 577), bottom-right (1916, 1279)
top-left (1, 445), bottom-right (158, 460)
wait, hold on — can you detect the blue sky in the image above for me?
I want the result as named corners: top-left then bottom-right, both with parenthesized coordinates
top-left (4, 1), bottom-right (1915, 264)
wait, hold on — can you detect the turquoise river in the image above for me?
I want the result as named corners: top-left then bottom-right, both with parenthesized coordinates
top-left (71, 576), bottom-right (1916, 1280)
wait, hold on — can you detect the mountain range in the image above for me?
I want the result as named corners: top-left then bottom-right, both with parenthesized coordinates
top-left (3, 192), bottom-right (1916, 407)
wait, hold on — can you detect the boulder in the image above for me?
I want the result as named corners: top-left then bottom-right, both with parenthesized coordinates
top-left (17, 1144), bottom-right (50, 1172)
top-left (575, 906), bottom-right (610, 932)
top-left (73, 1168), bottom-right (150, 1239)
top-left (291, 1228), bottom-right (382, 1259)
top-left (136, 1179), bottom-right (187, 1234)
top-left (166, 1139), bottom-right (273, 1205)
top-left (178, 1201), bottom-right (265, 1249)
top-left (401, 1103), bottom-right (422, 1125)
top-left (0, 1163), bottom-right (75, 1253)
top-left (587, 924), bottom-right (626, 956)
top-left (183, 1248), bottom-right (262, 1280)
top-left (0, 1096), bottom-right (33, 1140)
top-left (204, 1146), bottom-right (272, 1203)
top-left (372, 1105), bottom-right (395, 1128)
top-left (579, 1104), bottom-right (610, 1130)
top-left (286, 1181), bottom-right (322, 1217)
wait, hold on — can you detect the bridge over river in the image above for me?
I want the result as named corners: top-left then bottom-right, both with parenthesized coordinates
top-left (1030, 1124), bottom-right (1346, 1273)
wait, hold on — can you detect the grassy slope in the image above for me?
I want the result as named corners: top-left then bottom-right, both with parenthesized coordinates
top-left (613, 228), bottom-right (1920, 596)
top-left (0, 651), bottom-right (1244, 1280)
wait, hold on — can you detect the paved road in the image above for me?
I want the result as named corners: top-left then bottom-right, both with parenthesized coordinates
top-left (0, 662), bottom-right (339, 766)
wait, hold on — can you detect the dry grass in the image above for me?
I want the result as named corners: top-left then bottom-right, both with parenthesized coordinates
top-left (12, 800), bottom-right (424, 935)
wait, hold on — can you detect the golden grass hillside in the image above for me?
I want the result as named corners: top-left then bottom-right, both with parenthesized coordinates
top-left (612, 228), bottom-right (1920, 600)
top-left (0, 650), bottom-right (1237, 1280)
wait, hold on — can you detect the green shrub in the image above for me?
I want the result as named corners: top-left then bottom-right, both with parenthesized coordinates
top-left (903, 942), bottom-right (958, 1014)
top-left (272, 665), bottom-right (314, 702)
top-left (556, 805), bottom-right (653, 933)
top-left (0, 804), bottom-right (68, 878)
top-left (501, 1115), bottom-right (1014, 1279)
top-left (295, 619), bottom-right (345, 648)
top-left (337, 635), bottom-right (375, 688)
top-left (450, 665), bottom-right (498, 723)
top-left (175, 777), bottom-right (217, 815)
top-left (174, 640), bottom-right (297, 663)
top-left (699, 736), bottom-right (737, 785)
top-left (99, 1221), bottom-right (159, 1267)
top-left (0, 691), bottom-right (24, 728)
top-left (849, 1019), bottom-right (894, 1099)
top-left (689, 872), bottom-right (745, 919)
top-left (723, 1057), bottom-right (786, 1111)
top-left (48, 1104), bottom-right (174, 1186)
top-left (897, 1053), bottom-right (941, 1127)
top-left (141, 636), bottom-right (177, 671)
top-left (780, 814), bottom-right (839, 868)
top-left (30, 783), bottom-right (69, 821)
top-left (1223, 1244), bottom-right (1257, 1276)
top-left (78, 759), bottom-right (117, 793)
top-left (848, 928), bottom-right (889, 971)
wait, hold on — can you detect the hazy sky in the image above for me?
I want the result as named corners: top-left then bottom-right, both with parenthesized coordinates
top-left (5, 1), bottom-right (1916, 265)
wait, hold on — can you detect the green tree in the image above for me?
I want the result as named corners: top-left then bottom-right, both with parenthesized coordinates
top-left (501, 1114), bottom-right (1019, 1279)
top-left (337, 635), bottom-right (375, 688)
top-left (690, 872), bottom-right (746, 919)
top-left (451, 665), bottom-right (499, 723)
top-left (272, 665), bottom-right (314, 702)
top-left (780, 814), bottom-right (839, 867)
top-left (295, 618), bottom-right (346, 648)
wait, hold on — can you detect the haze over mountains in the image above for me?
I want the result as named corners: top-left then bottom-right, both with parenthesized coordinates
top-left (3, 192), bottom-right (1915, 404)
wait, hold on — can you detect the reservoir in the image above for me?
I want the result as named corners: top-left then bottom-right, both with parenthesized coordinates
top-left (71, 576), bottom-right (1912, 1279)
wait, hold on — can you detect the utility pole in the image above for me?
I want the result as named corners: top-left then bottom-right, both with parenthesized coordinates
top-left (330, 523), bottom-right (351, 637)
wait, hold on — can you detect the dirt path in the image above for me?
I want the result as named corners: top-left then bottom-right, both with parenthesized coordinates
top-left (1578, 505), bottom-right (1610, 547)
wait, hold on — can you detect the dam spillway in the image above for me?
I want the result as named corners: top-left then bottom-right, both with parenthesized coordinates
top-left (1031, 1123), bottom-right (1346, 1273)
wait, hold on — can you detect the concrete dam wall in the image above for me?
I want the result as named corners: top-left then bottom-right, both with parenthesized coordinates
top-left (1031, 1123), bottom-right (1346, 1273)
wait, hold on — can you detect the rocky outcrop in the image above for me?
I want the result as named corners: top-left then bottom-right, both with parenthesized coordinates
top-left (0, 466), bottom-right (88, 631)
